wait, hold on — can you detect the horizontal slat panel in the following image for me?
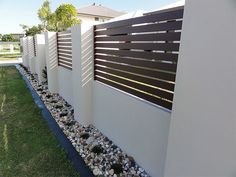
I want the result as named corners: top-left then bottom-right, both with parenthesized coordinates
top-left (94, 8), bottom-right (183, 110)
top-left (95, 60), bottom-right (176, 81)
top-left (57, 38), bottom-right (72, 42)
top-left (95, 32), bottom-right (181, 42)
top-left (58, 49), bottom-right (72, 54)
top-left (59, 63), bottom-right (72, 70)
top-left (57, 34), bottom-right (71, 39)
top-left (58, 60), bottom-right (72, 67)
top-left (58, 30), bottom-right (71, 35)
top-left (95, 9), bottom-right (184, 29)
top-left (96, 70), bottom-right (173, 100)
top-left (95, 42), bottom-right (180, 51)
top-left (95, 9), bottom-right (183, 29)
top-left (95, 54), bottom-right (177, 72)
top-left (95, 49), bottom-right (178, 62)
top-left (57, 43), bottom-right (72, 46)
top-left (58, 56), bottom-right (72, 62)
top-left (95, 21), bottom-right (182, 36)
top-left (58, 46), bottom-right (72, 50)
top-left (95, 76), bottom-right (172, 109)
top-left (58, 53), bottom-right (72, 58)
top-left (95, 65), bottom-right (175, 91)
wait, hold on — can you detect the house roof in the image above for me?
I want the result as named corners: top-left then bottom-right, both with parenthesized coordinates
top-left (77, 3), bottom-right (125, 18)
top-left (144, 0), bottom-right (185, 15)
top-left (107, 10), bottom-right (145, 22)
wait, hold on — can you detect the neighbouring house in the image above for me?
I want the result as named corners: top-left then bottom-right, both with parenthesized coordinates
top-left (77, 3), bottom-right (125, 24)
top-left (11, 33), bottom-right (24, 41)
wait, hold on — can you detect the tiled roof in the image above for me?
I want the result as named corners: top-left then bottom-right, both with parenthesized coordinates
top-left (77, 4), bottom-right (125, 18)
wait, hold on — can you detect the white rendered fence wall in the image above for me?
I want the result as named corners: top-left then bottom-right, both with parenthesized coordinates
top-left (58, 66), bottom-right (73, 106)
top-left (71, 24), bottom-right (171, 177)
top-left (72, 24), bottom-right (94, 125)
top-left (45, 32), bottom-right (59, 93)
top-left (164, 1), bottom-right (236, 177)
top-left (34, 34), bottom-right (46, 83)
top-left (27, 36), bottom-right (36, 73)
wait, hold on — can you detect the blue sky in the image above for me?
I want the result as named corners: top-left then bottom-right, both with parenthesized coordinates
top-left (0, 0), bottom-right (179, 34)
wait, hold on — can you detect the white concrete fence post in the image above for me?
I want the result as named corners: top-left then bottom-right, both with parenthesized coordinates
top-left (72, 24), bottom-right (94, 126)
top-left (35, 34), bottom-right (46, 83)
top-left (45, 31), bottom-right (59, 93)
top-left (164, 1), bottom-right (236, 176)
top-left (22, 37), bottom-right (29, 68)
top-left (27, 36), bottom-right (36, 73)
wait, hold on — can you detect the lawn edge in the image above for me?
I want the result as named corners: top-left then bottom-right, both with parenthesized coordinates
top-left (15, 64), bottom-right (94, 177)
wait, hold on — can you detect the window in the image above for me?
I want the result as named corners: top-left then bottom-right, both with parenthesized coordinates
top-left (95, 17), bottom-right (99, 21)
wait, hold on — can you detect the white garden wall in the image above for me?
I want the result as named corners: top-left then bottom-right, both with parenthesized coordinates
top-left (58, 66), bottom-right (73, 106)
top-left (164, 1), bottom-right (236, 176)
top-left (27, 36), bottom-right (36, 73)
top-left (44, 32), bottom-right (59, 93)
top-left (93, 82), bottom-right (171, 177)
top-left (34, 34), bottom-right (46, 83)
top-left (21, 37), bottom-right (29, 67)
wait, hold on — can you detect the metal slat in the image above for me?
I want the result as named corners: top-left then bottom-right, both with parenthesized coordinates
top-left (95, 42), bottom-right (180, 51)
top-left (95, 21), bottom-right (182, 36)
top-left (95, 9), bottom-right (184, 29)
top-left (95, 32), bottom-right (181, 42)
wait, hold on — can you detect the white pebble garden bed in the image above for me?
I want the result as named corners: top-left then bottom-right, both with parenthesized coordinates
top-left (19, 64), bottom-right (150, 177)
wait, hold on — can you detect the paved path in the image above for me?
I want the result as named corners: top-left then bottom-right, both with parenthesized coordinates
top-left (0, 58), bottom-right (22, 66)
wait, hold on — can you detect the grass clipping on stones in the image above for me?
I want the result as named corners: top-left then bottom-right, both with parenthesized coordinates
top-left (0, 66), bottom-right (80, 177)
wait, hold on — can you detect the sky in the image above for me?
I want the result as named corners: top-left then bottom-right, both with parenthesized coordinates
top-left (0, 0), bottom-right (180, 34)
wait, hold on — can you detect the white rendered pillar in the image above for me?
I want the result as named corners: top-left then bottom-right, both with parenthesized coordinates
top-left (72, 24), bottom-right (94, 126)
top-left (45, 32), bottom-right (59, 93)
top-left (27, 36), bottom-right (36, 73)
top-left (22, 37), bottom-right (29, 68)
top-left (35, 34), bottom-right (46, 83)
top-left (164, 1), bottom-right (236, 177)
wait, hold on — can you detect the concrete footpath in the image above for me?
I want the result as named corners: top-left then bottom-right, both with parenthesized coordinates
top-left (0, 58), bottom-right (22, 66)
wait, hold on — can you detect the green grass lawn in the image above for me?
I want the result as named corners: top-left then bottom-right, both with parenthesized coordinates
top-left (0, 54), bottom-right (21, 61)
top-left (0, 66), bottom-right (80, 177)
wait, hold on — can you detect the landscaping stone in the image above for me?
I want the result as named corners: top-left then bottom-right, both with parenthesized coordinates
top-left (18, 64), bottom-right (150, 177)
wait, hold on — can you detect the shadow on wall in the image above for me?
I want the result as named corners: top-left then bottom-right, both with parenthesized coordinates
top-left (48, 36), bottom-right (58, 70)
top-left (81, 27), bottom-right (94, 87)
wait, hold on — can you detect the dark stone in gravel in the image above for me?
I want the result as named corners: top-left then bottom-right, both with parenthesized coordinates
top-left (111, 163), bottom-right (123, 174)
top-left (80, 133), bottom-right (90, 139)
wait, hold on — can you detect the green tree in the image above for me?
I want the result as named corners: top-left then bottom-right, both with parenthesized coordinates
top-left (2, 34), bottom-right (15, 42)
top-left (38, 0), bottom-right (51, 31)
top-left (55, 4), bottom-right (80, 31)
top-left (0, 34), bottom-right (2, 41)
top-left (20, 24), bottom-right (43, 36)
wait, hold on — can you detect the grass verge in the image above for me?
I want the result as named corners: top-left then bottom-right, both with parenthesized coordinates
top-left (0, 66), bottom-right (80, 177)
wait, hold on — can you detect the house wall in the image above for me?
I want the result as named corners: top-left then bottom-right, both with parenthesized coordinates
top-left (78, 14), bottom-right (111, 24)
top-left (164, 1), bottom-right (236, 176)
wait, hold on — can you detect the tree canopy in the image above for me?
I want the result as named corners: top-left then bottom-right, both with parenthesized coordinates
top-left (54, 4), bottom-right (80, 31)
top-left (37, 1), bottom-right (80, 32)
top-left (37, 0), bottom-right (51, 31)
top-left (20, 24), bottom-right (43, 36)
top-left (20, 1), bottom-right (80, 35)
top-left (1, 34), bottom-right (15, 42)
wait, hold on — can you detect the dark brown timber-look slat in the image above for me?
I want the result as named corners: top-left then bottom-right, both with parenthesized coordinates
top-left (94, 7), bottom-right (184, 110)
top-left (57, 30), bottom-right (72, 70)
